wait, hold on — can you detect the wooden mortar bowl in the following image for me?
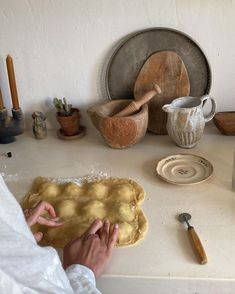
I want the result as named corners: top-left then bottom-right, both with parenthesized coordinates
top-left (87, 100), bottom-right (148, 148)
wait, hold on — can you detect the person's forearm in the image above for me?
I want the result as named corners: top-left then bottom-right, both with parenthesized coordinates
top-left (65, 264), bottom-right (102, 294)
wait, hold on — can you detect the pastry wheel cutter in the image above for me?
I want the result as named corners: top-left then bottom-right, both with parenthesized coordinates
top-left (178, 213), bottom-right (207, 264)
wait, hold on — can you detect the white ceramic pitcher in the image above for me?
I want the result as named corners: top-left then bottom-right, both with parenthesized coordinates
top-left (162, 95), bottom-right (217, 148)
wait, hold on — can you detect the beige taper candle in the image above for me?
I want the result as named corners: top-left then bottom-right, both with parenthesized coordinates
top-left (6, 55), bottom-right (20, 110)
top-left (0, 88), bottom-right (4, 109)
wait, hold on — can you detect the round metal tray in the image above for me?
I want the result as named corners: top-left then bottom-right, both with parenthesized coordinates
top-left (105, 27), bottom-right (211, 100)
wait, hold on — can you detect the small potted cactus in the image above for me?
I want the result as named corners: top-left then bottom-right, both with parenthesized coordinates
top-left (53, 97), bottom-right (80, 136)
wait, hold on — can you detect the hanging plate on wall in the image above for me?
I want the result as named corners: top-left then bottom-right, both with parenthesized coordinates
top-left (105, 27), bottom-right (211, 100)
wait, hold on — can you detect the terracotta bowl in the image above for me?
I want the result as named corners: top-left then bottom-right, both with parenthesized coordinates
top-left (87, 100), bottom-right (148, 148)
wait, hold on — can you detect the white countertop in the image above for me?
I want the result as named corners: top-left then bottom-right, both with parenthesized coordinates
top-left (1, 124), bottom-right (235, 293)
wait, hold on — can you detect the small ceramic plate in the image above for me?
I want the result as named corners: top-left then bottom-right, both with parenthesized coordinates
top-left (156, 154), bottom-right (213, 185)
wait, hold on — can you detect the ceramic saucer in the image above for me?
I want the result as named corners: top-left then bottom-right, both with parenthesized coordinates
top-left (156, 154), bottom-right (213, 185)
top-left (57, 125), bottom-right (86, 140)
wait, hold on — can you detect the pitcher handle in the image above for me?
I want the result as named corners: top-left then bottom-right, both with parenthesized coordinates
top-left (201, 95), bottom-right (217, 123)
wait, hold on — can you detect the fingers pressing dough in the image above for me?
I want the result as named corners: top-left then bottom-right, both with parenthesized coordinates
top-left (22, 177), bottom-right (148, 248)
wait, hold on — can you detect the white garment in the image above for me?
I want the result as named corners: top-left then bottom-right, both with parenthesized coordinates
top-left (0, 175), bottom-right (102, 294)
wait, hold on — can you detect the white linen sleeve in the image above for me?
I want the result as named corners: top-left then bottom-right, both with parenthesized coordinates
top-left (0, 176), bottom-right (103, 294)
top-left (66, 264), bottom-right (102, 294)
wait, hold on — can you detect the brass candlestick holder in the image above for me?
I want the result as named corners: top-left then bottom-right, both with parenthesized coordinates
top-left (0, 107), bottom-right (24, 144)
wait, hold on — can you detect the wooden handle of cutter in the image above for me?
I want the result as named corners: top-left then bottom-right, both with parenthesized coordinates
top-left (188, 227), bottom-right (207, 264)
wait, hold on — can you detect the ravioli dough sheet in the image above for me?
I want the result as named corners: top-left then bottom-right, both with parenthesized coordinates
top-left (22, 177), bottom-right (148, 248)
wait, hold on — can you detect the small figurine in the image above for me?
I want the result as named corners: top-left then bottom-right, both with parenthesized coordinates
top-left (32, 111), bottom-right (47, 139)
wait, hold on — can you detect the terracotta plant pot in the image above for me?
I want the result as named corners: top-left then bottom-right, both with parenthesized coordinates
top-left (56, 108), bottom-right (80, 136)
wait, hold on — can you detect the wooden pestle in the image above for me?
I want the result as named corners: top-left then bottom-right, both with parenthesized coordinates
top-left (114, 84), bottom-right (162, 117)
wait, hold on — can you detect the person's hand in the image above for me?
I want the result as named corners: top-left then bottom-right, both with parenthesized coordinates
top-left (63, 219), bottom-right (119, 278)
top-left (24, 201), bottom-right (64, 242)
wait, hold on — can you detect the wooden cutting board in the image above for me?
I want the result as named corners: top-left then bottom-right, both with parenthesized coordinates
top-left (134, 50), bottom-right (190, 134)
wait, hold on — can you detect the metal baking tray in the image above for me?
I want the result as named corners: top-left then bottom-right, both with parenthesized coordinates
top-left (105, 27), bottom-right (211, 100)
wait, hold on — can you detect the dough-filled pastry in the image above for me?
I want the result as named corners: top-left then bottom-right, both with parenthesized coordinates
top-left (22, 177), bottom-right (148, 248)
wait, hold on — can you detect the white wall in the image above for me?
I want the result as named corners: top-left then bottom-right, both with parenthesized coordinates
top-left (0, 0), bottom-right (234, 128)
